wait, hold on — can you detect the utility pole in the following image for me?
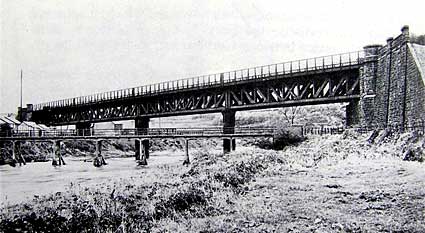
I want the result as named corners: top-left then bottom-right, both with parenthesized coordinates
top-left (20, 69), bottom-right (23, 111)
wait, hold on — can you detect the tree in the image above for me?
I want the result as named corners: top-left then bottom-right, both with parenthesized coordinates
top-left (411, 34), bottom-right (425, 45)
top-left (280, 106), bottom-right (302, 125)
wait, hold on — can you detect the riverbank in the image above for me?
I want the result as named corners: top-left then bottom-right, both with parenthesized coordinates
top-left (1, 131), bottom-right (424, 232)
top-left (0, 138), bottom-right (222, 165)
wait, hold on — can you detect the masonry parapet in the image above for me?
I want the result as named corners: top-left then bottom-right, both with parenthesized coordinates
top-left (363, 44), bottom-right (382, 63)
top-left (389, 25), bottom-right (410, 49)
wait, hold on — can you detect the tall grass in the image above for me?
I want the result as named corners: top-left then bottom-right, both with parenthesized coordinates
top-left (0, 148), bottom-right (285, 232)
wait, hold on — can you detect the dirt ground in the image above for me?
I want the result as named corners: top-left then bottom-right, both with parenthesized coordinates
top-left (203, 158), bottom-right (425, 232)
top-left (154, 132), bottom-right (425, 232)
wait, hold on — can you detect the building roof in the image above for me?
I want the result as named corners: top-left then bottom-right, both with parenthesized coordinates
top-left (4, 116), bottom-right (21, 125)
top-left (0, 118), bottom-right (9, 125)
top-left (38, 124), bottom-right (50, 130)
top-left (21, 121), bottom-right (44, 130)
top-left (0, 116), bottom-right (16, 125)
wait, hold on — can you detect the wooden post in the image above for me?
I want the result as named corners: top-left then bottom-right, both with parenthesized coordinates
top-left (51, 140), bottom-right (57, 166)
top-left (142, 139), bottom-right (150, 159)
top-left (53, 140), bottom-right (65, 166)
top-left (16, 141), bottom-right (26, 165)
top-left (135, 139), bottom-right (141, 160)
top-left (94, 140), bottom-right (107, 167)
top-left (183, 139), bottom-right (190, 165)
top-left (138, 139), bottom-right (147, 166)
top-left (10, 141), bottom-right (17, 167)
top-left (58, 141), bottom-right (66, 165)
top-left (50, 140), bottom-right (55, 163)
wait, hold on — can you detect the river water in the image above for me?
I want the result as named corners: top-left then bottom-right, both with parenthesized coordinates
top-left (0, 152), bottom-right (185, 207)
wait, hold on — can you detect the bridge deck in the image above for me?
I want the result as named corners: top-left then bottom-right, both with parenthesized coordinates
top-left (26, 50), bottom-right (364, 126)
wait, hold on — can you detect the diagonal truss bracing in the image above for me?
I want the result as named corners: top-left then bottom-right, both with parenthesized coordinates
top-left (32, 68), bottom-right (360, 126)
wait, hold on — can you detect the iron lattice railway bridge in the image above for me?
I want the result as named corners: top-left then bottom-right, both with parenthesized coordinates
top-left (30, 51), bottom-right (363, 126)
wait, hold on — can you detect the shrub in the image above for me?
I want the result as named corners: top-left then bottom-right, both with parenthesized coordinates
top-left (254, 127), bottom-right (306, 150)
top-left (272, 127), bottom-right (306, 150)
top-left (154, 185), bottom-right (208, 219)
top-left (411, 34), bottom-right (425, 45)
top-left (403, 148), bottom-right (424, 162)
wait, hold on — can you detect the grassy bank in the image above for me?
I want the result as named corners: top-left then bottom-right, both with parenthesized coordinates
top-left (1, 131), bottom-right (424, 232)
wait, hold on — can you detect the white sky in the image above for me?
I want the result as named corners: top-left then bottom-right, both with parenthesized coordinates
top-left (1, 0), bottom-right (424, 114)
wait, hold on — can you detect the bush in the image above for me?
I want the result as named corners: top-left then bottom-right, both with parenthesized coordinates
top-left (154, 185), bottom-right (208, 219)
top-left (254, 127), bottom-right (306, 150)
top-left (272, 127), bottom-right (306, 150)
top-left (411, 34), bottom-right (425, 45)
top-left (403, 148), bottom-right (424, 162)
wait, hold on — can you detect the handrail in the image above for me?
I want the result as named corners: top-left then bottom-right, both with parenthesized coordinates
top-left (0, 127), bottom-right (277, 138)
top-left (33, 50), bottom-right (364, 111)
top-left (2, 119), bottom-right (424, 138)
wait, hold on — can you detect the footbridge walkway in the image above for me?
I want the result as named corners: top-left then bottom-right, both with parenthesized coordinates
top-left (0, 127), bottom-right (275, 167)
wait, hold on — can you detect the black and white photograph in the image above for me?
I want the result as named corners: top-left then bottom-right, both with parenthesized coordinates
top-left (1, 0), bottom-right (425, 232)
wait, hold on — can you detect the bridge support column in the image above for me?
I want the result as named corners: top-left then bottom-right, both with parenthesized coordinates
top-left (355, 44), bottom-right (382, 127)
top-left (222, 110), bottom-right (236, 153)
top-left (10, 141), bottom-right (17, 167)
top-left (135, 117), bottom-right (150, 159)
top-left (137, 139), bottom-right (148, 166)
top-left (135, 139), bottom-right (141, 160)
top-left (52, 140), bottom-right (66, 166)
top-left (94, 140), bottom-right (107, 167)
top-left (76, 122), bottom-right (92, 136)
top-left (50, 141), bottom-right (55, 164)
top-left (183, 139), bottom-right (190, 165)
top-left (10, 141), bottom-right (23, 167)
top-left (11, 141), bottom-right (16, 162)
top-left (16, 141), bottom-right (26, 166)
top-left (142, 139), bottom-right (150, 159)
top-left (346, 101), bottom-right (361, 126)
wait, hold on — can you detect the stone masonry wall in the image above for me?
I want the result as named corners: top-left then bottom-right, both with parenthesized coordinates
top-left (386, 35), bottom-right (408, 126)
top-left (373, 44), bottom-right (391, 126)
top-left (365, 26), bottom-right (425, 127)
top-left (358, 45), bottom-right (380, 126)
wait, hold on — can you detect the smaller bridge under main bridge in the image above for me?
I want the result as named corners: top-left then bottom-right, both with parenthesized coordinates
top-left (0, 127), bottom-right (275, 167)
top-left (0, 127), bottom-right (275, 140)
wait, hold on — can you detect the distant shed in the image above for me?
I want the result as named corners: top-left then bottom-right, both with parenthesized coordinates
top-left (17, 121), bottom-right (46, 136)
top-left (0, 116), bottom-right (20, 130)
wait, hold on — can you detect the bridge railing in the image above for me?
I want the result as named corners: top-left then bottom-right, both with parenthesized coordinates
top-left (33, 51), bottom-right (364, 111)
top-left (302, 126), bottom-right (345, 136)
top-left (301, 120), bottom-right (425, 136)
top-left (353, 120), bottom-right (425, 135)
top-left (0, 127), bottom-right (277, 138)
top-left (2, 121), bottom-right (423, 138)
